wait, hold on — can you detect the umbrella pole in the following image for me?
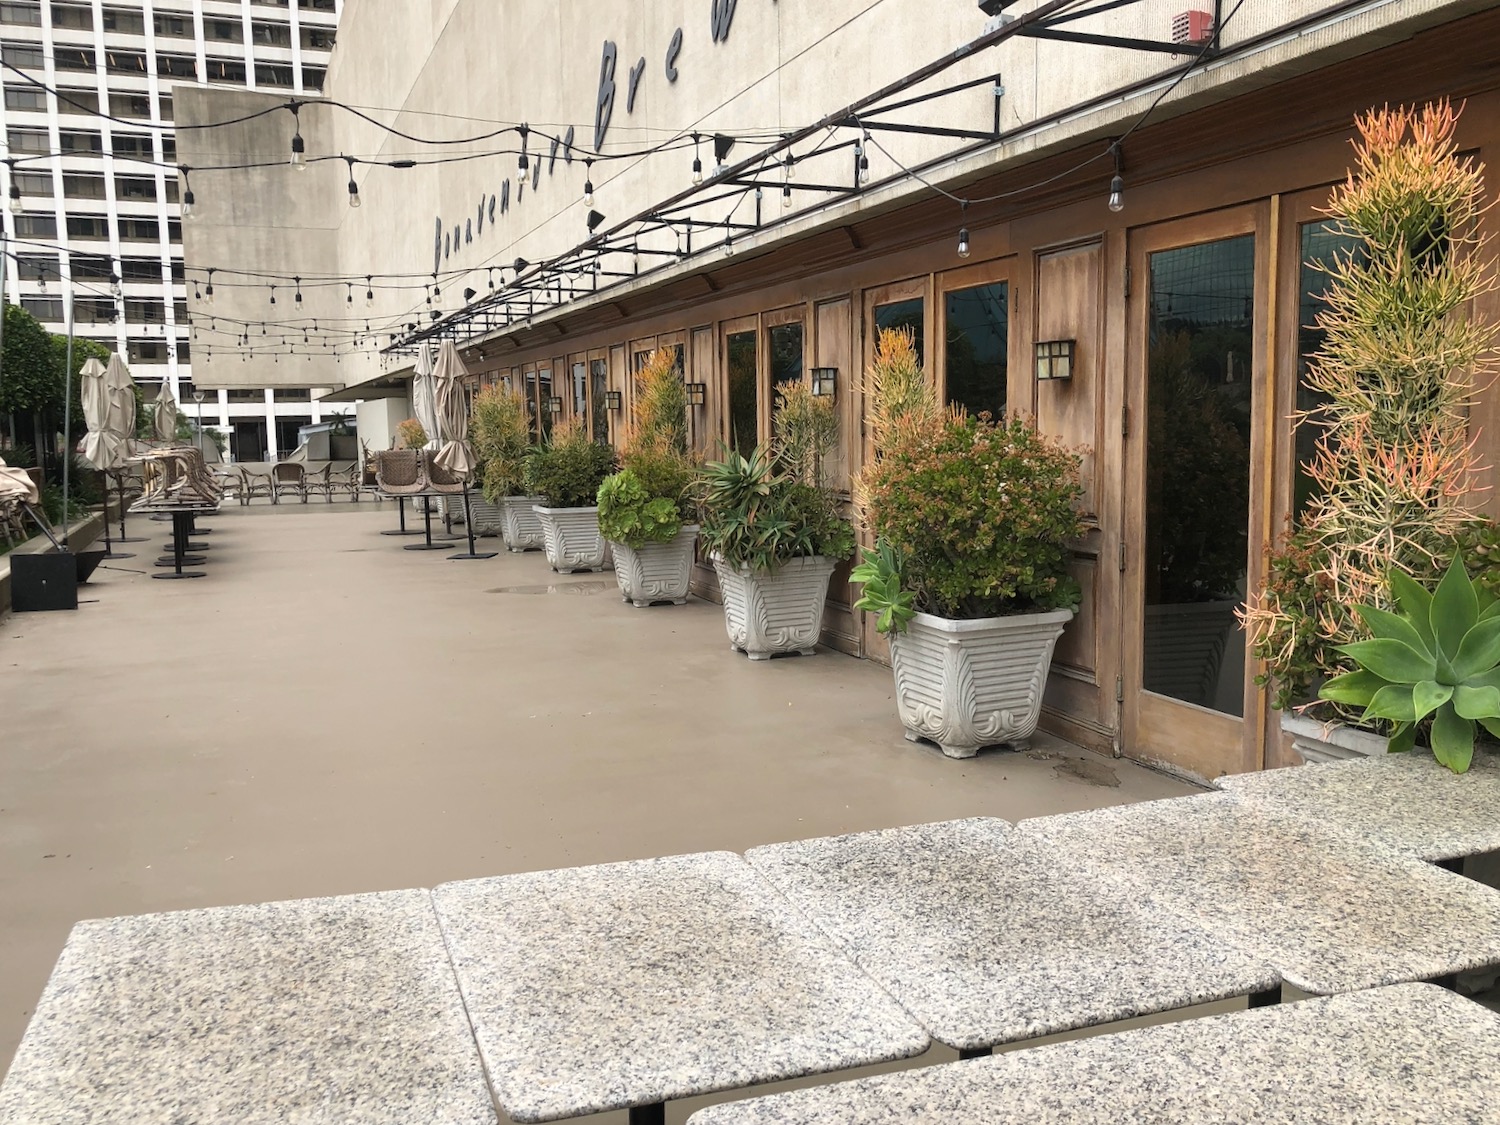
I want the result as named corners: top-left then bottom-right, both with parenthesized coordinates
top-left (61, 299), bottom-right (74, 550)
top-left (448, 481), bottom-right (497, 560)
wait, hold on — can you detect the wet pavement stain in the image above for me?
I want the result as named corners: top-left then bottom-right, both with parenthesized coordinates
top-left (1053, 756), bottom-right (1121, 788)
top-left (487, 581), bottom-right (614, 596)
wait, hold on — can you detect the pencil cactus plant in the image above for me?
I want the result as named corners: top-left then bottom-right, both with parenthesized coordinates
top-left (1245, 101), bottom-right (1499, 735)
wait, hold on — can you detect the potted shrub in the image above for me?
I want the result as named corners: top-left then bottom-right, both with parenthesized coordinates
top-left (1243, 101), bottom-right (1500, 768)
top-left (525, 417), bottom-right (617, 572)
top-left (471, 384), bottom-right (543, 550)
top-left (698, 383), bottom-right (854, 658)
top-left (597, 348), bottom-right (698, 606)
top-left (852, 327), bottom-right (1085, 759)
top-left (395, 418), bottom-right (427, 450)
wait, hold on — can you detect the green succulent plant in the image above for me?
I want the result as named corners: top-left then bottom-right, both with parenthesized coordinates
top-left (597, 468), bottom-right (683, 548)
top-left (851, 539), bottom-right (916, 635)
top-left (1320, 558), bottom-right (1500, 773)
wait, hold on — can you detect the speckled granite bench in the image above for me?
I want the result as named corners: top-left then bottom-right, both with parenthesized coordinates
top-left (1213, 746), bottom-right (1500, 865)
top-left (0, 891), bottom-right (496, 1125)
top-left (1018, 792), bottom-right (1500, 995)
top-left (686, 984), bottom-right (1500, 1124)
top-left (430, 851), bottom-right (930, 1124)
top-left (745, 818), bottom-right (1280, 1057)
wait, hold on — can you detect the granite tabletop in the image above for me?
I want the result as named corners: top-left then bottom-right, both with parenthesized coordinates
top-left (0, 889), bottom-right (497, 1125)
top-left (430, 851), bottom-right (930, 1123)
top-left (1214, 746), bottom-right (1500, 861)
top-left (744, 818), bottom-right (1277, 1051)
top-left (686, 983), bottom-right (1500, 1124)
top-left (1017, 792), bottom-right (1500, 994)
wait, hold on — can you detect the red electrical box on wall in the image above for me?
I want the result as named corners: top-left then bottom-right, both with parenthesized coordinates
top-left (1173, 10), bottom-right (1215, 46)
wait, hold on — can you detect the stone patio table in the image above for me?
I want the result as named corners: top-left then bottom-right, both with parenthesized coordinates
top-left (685, 983), bottom-right (1500, 1124)
top-left (430, 851), bottom-right (930, 1124)
top-left (1017, 792), bottom-right (1500, 995)
top-left (744, 818), bottom-right (1279, 1055)
top-left (1214, 747), bottom-right (1500, 865)
top-left (0, 889), bottom-right (497, 1125)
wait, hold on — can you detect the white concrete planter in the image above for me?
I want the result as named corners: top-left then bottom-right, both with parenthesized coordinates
top-left (499, 495), bottom-right (546, 553)
top-left (712, 554), bottom-right (837, 660)
top-left (1281, 713), bottom-right (1389, 764)
top-left (889, 607), bottom-right (1075, 759)
top-left (610, 525), bottom-right (698, 607)
top-left (465, 494), bottom-right (504, 536)
top-left (534, 505), bottom-right (613, 572)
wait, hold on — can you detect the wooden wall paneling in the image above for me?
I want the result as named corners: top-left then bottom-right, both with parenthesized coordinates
top-left (811, 296), bottom-right (859, 655)
top-left (607, 345), bottom-right (626, 447)
top-left (690, 326), bottom-right (715, 455)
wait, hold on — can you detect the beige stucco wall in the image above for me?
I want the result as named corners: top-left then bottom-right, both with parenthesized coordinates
top-left (177, 0), bottom-right (1493, 390)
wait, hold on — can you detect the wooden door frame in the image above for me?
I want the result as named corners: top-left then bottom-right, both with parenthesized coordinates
top-left (1122, 202), bottom-right (1273, 781)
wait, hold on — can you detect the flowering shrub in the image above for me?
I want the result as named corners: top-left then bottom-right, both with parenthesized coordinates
top-left (860, 412), bottom-right (1085, 621)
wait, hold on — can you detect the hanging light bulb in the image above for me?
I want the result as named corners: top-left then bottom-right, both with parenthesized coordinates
top-left (347, 173), bottom-right (361, 208)
top-left (290, 131), bottom-right (306, 170)
top-left (269, 285), bottom-right (277, 305)
top-left (632, 241), bottom-right (640, 274)
top-left (517, 123), bottom-right (530, 173)
top-left (957, 201), bottom-right (971, 259)
top-left (205, 269), bottom-right (215, 304)
top-left (582, 158), bottom-right (594, 207)
top-left (346, 284), bottom-right (353, 306)
top-left (181, 187), bottom-right (195, 218)
top-left (109, 272), bottom-right (122, 299)
top-left (724, 220), bottom-right (735, 256)
top-left (365, 275), bottom-right (374, 304)
top-left (1107, 142), bottom-right (1125, 213)
top-left (294, 277), bottom-right (302, 305)
top-left (691, 132), bottom-right (703, 185)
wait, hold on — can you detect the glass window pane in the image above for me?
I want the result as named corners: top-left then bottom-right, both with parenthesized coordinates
top-left (1142, 235), bottom-right (1255, 715)
top-left (944, 282), bottom-right (1007, 419)
top-left (589, 359), bottom-right (609, 446)
top-left (726, 330), bottom-right (757, 454)
top-left (1295, 220), bottom-right (1364, 516)
top-left (874, 298), bottom-right (924, 367)
top-left (768, 322), bottom-right (803, 413)
top-left (571, 362), bottom-right (587, 418)
top-left (536, 367), bottom-right (553, 441)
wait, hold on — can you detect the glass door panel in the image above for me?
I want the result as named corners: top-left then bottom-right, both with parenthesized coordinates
top-left (1142, 235), bottom-right (1255, 715)
top-left (944, 281), bottom-right (1007, 419)
top-left (726, 329), bottom-right (757, 454)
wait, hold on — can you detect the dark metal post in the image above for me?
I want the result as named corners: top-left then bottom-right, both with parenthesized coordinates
top-left (448, 483), bottom-right (497, 560)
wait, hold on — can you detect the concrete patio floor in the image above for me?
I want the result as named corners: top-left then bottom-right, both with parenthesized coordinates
top-left (0, 501), bottom-right (1200, 1094)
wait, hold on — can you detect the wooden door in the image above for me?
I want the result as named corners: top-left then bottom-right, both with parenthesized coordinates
top-left (1122, 205), bottom-right (1272, 781)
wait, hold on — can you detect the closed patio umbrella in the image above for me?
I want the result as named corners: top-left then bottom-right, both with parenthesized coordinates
top-left (152, 379), bottom-right (179, 442)
top-left (77, 357), bottom-right (123, 472)
top-left (412, 343), bottom-right (441, 451)
top-left (431, 341), bottom-right (493, 561)
top-left (103, 354), bottom-right (146, 545)
top-left (75, 357), bottom-right (132, 558)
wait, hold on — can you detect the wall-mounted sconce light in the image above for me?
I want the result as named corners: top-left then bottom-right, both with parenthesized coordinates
top-left (605, 390), bottom-right (623, 411)
top-left (1034, 339), bottom-right (1075, 382)
top-left (685, 382), bottom-right (707, 406)
top-left (811, 367), bottom-right (838, 397)
top-left (547, 395), bottom-right (564, 415)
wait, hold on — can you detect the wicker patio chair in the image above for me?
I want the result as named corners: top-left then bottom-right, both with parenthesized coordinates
top-left (237, 465), bottom-right (273, 506)
top-left (374, 449), bottom-right (427, 496)
top-left (271, 461), bottom-right (308, 504)
top-left (424, 453), bottom-right (467, 497)
top-left (306, 463), bottom-right (336, 503)
top-left (332, 461), bottom-right (362, 501)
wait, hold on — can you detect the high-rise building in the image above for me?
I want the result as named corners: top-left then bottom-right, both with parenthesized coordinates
top-left (1, 0), bottom-right (340, 461)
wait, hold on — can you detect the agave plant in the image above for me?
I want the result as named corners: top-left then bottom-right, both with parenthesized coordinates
top-left (1320, 559), bottom-right (1500, 772)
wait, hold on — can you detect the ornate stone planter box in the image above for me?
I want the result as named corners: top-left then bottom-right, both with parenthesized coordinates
top-left (889, 608), bottom-right (1075, 759)
top-left (465, 494), bottom-right (504, 537)
top-left (534, 504), bottom-right (612, 572)
top-left (499, 495), bottom-right (546, 552)
top-left (610, 525), bottom-right (698, 607)
top-left (712, 554), bottom-right (837, 660)
top-left (1281, 713), bottom-right (1389, 764)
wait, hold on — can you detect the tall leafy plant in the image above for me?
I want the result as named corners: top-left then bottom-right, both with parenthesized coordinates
top-left (598, 347), bottom-right (696, 547)
top-left (854, 327), bottom-right (1084, 629)
top-left (470, 384), bottom-right (532, 501)
top-left (524, 416), bottom-right (616, 508)
top-left (1245, 101), bottom-right (1498, 720)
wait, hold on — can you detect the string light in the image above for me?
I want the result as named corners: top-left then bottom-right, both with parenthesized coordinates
top-left (957, 200), bottom-right (971, 259)
top-left (1108, 141), bottom-right (1125, 213)
top-left (345, 156), bottom-right (361, 208)
top-left (366, 275), bottom-right (374, 304)
top-left (205, 268), bottom-right (215, 304)
top-left (269, 285), bottom-right (277, 305)
top-left (517, 123), bottom-right (529, 172)
top-left (294, 277), bottom-right (302, 305)
top-left (583, 158), bottom-right (594, 207)
top-left (179, 165), bottom-right (195, 219)
top-left (289, 102), bottom-right (306, 171)
top-left (691, 132), bottom-right (703, 185)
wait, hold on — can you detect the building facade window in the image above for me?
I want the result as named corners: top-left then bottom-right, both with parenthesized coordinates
top-left (100, 5), bottom-right (144, 33)
top-left (5, 127), bottom-right (49, 152)
top-left (67, 215), bottom-right (111, 239)
top-left (300, 25), bottom-right (334, 50)
top-left (4, 87), bottom-right (46, 111)
top-left (204, 57), bottom-right (247, 83)
top-left (726, 330), bottom-right (756, 454)
top-left (156, 53), bottom-right (196, 79)
top-left (255, 63), bottom-right (294, 87)
top-left (0, 2), bottom-right (42, 27)
top-left (63, 172), bottom-right (107, 198)
top-left (104, 49), bottom-right (148, 74)
top-left (49, 1), bottom-right (91, 30)
top-left (1, 45), bottom-right (46, 70)
top-left (251, 21), bottom-right (290, 46)
top-left (54, 87), bottom-right (100, 114)
top-left (874, 298), bottom-right (925, 366)
top-left (15, 213), bottom-right (58, 238)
